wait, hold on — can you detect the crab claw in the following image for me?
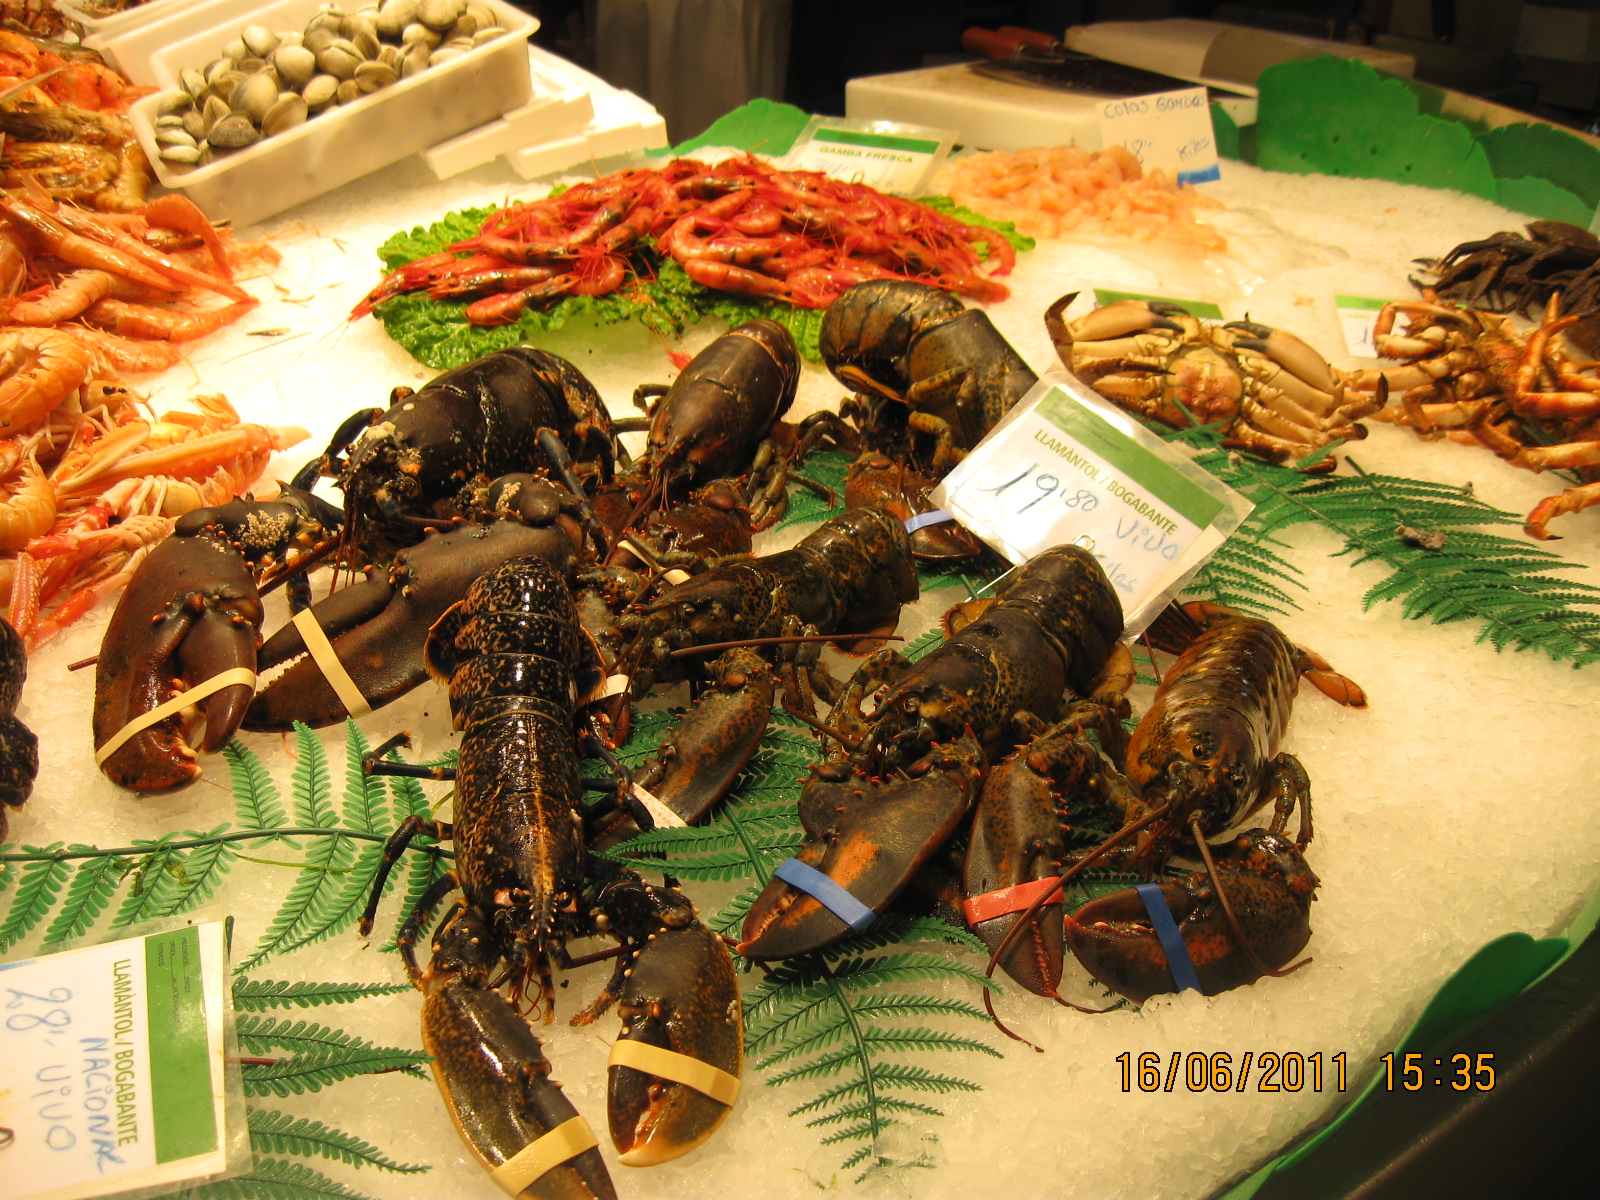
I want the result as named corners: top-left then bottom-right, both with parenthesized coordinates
top-left (92, 533), bottom-right (264, 791)
top-left (740, 733), bottom-right (986, 960)
top-left (1064, 829), bottom-right (1318, 1003)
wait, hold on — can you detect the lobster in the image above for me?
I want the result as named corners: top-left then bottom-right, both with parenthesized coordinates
top-left (817, 278), bottom-right (1038, 475)
top-left (738, 544), bottom-right (1129, 961)
top-left (595, 320), bottom-right (801, 576)
top-left (363, 553), bottom-right (741, 1187)
top-left (93, 347), bottom-right (619, 792)
top-left (973, 603), bottom-right (1362, 1008)
top-left (0, 616), bottom-right (36, 842)
top-left (613, 505), bottom-right (919, 699)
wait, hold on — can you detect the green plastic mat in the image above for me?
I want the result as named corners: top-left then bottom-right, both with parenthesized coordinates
top-left (1250, 56), bottom-right (1600, 226)
top-left (1220, 888), bottom-right (1600, 1198)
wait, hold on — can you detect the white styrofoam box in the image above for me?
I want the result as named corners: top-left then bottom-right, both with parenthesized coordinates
top-left (129, 0), bottom-right (536, 228)
top-left (84, 0), bottom-right (268, 84)
top-left (422, 45), bottom-right (597, 179)
top-left (506, 87), bottom-right (668, 181)
top-left (56, 0), bottom-right (188, 47)
top-left (847, 64), bottom-right (1104, 153)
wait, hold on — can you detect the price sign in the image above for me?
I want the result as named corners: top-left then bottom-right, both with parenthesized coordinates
top-left (784, 116), bottom-right (956, 195)
top-left (1096, 88), bottom-right (1220, 186)
top-left (932, 371), bottom-right (1251, 633)
top-left (0, 922), bottom-right (242, 1200)
top-left (1335, 293), bottom-right (1392, 359)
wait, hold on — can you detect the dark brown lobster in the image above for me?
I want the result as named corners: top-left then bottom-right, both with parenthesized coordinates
top-left (739, 544), bottom-right (1128, 961)
top-left (0, 616), bottom-right (37, 842)
top-left (362, 552), bottom-right (742, 1189)
top-left (976, 603), bottom-right (1362, 1007)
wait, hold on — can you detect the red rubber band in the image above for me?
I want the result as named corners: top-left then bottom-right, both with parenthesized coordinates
top-left (962, 876), bottom-right (1064, 926)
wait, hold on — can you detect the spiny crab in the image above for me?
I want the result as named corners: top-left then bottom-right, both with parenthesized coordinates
top-left (1045, 293), bottom-right (1382, 466)
top-left (1346, 293), bottom-right (1600, 539)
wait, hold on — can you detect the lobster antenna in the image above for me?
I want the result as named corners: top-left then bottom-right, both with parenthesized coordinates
top-left (666, 632), bottom-right (905, 657)
top-left (1187, 815), bottom-right (1310, 979)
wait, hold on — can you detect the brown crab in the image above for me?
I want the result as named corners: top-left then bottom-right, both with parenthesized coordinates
top-left (1045, 294), bottom-right (1381, 466)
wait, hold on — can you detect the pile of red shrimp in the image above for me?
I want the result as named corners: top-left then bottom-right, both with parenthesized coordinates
top-left (355, 155), bottom-right (1016, 326)
top-left (0, 29), bottom-right (152, 113)
top-left (936, 144), bottom-right (1227, 252)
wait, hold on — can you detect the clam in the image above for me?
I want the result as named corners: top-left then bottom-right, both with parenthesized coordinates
top-left (304, 27), bottom-right (336, 54)
top-left (355, 60), bottom-right (398, 92)
top-left (242, 25), bottom-right (279, 57)
top-left (182, 110), bottom-right (208, 140)
top-left (318, 39), bottom-right (364, 80)
top-left (160, 144), bottom-right (203, 166)
top-left (230, 72), bottom-right (279, 124)
top-left (262, 93), bottom-right (309, 136)
top-left (223, 38), bottom-right (248, 63)
top-left (472, 26), bottom-right (504, 46)
top-left (352, 27), bottom-right (382, 59)
top-left (402, 22), bottom-right (441, 47)
top-left (336, 79), bottom-right (364, 105)
top-left (155, 127), bottom-right (197, 149)
top-left (202, 94), bottom-right (231, 133)
top-left (274, 43), bottom-right (317, 89)
top-left (207, 113), bottom-right (260, 150)
top-left (401, 43), bottom-right (430, 76)
top-left (417, 0), bottom-right (465, 32)
top-left (179, 67), bottom-right (208, 99)
top-left (157, 91), bottom-right (194, 117)
top-left (302, 73), bottom-right (341, 111)
top-left (376, 0), bottom-right (419, 38)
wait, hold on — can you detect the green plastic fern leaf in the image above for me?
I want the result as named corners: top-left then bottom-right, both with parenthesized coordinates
top-left (239, 726), bottom-right (356, 971)
top-left (40, 851), bottom-right (128, 946)
top-left (179, 1156), bottom-right (380, 1200)
top-left (241, 1045), bottom-right (430, 1098)
top-left (232, 978), bottom-right (411, 1011)
top-left (246, 1109), bottom-right (427, 1174)
top-left (0, 845), bottom-right (69, 953)
top-left (227, 739), bottom-right (290, 843)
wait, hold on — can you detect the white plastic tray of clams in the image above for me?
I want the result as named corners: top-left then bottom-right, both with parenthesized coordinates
top-left (126, 0), bottom-right (539, 227)
top-left (5, 139), bottom-right (1598, 1200)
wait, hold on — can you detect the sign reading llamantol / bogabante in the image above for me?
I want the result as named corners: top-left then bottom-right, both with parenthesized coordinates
top-left (1, 922), bottom-right (235, 1200)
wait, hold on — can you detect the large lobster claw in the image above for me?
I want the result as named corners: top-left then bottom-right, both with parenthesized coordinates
top-left (1064, 828), bottom-right (1318, 1003)
top-left (93, 533), bottom-right (265, 791)
top-left (244, 517), bottom-right (581, 731)
top-left (739, 731), bottom-right (986, 960)
top-left (576, 875), bottom-right (742, 1166)
top-left (93, 490), bottom-right (343, 791)
top-left (421, 908), bottom-right (616, 1200)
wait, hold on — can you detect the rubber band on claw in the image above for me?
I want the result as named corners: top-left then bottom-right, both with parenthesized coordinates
top-left (902, 508), bottom-right (955, 533)
top-left (773, 857), bottom-right (877, 932)
top-left (609, 1039), bottom-right (740, 1107)
top-left (962, 875), bottom-right (1065, 926)
top-left (1135, 882), bottom-right (1204, 994)
top-left (487, 1116), bottom-right (599, 1195)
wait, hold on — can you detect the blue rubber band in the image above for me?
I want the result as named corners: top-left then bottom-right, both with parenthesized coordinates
top-left (902, 509), bottom-right (954, 533)
top-left (774, 858), bottom-right (877, 932)
top-left (1135, 883), bottom-right (1204, 994)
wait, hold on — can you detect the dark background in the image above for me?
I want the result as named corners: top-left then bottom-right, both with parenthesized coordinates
top-left (518, 1), bottom-right (1600, 134)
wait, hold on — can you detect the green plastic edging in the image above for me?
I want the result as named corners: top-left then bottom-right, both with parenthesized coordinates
top-left (1218, 886), bottom-right (1600, 1200)
top-left (655, 97), bottom-right (815, 158)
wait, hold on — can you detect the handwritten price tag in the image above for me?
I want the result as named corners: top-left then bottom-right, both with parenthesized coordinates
top-left (1096, 87), bottom-right (1220, 186)
top-left (0, 922), bottom-right (241, 1200)
top-left (932, 371), bottom-right (1251, 633)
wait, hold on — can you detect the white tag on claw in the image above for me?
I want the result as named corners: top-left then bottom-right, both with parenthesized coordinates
top-left (663, 569), bottom-right (691, 585)
top-left (597, 673), bottom-right (630, 699)
top-left (633, 783), bottom-right (686, 829)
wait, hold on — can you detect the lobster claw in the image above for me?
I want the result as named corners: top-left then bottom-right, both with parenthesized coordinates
top-left (243, 519), bottom-right (582, 731)
top-left (590, 648), bottom-right (775, 851)
top-left (739, 731), bottom-right (986, 960)
top-left (578, 875), bottom-right (742, 1166)
top-left (1064, 828), bottom-right (1318, 1003)
top-left (93, 534), bottom-right (264, 791)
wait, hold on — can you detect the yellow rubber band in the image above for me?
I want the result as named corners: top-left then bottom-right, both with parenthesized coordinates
top-left (94, 666), bottom-right (258, 766)
top-left (632, 783), bottom-right (686, 829)
top-left (292, 608), bottom-right (372, 719)
top-left (608, 1039), bottom-right (740, 1107)
top-left (487, 1115), bottom-right (597, 1196)
top-left (596, 673), bottom-right (631, 700)
top-left (663, 568), bottom-right (691, 585)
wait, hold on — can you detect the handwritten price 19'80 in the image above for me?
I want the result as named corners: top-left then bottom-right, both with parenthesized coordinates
top-left (978, 463), bottom-right (1099, 516)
